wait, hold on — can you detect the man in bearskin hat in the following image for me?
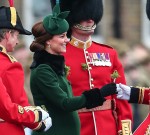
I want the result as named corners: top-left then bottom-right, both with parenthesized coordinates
top-left (50, 0), bottom-right (133, 134)
top-left (0, 1), bottom-right (52, 135)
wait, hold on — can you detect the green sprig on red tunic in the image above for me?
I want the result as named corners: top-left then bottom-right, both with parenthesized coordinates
top-left (81, 63), bottom-right (88, 70)
top-left (111, 70), bottom-right (120, 82)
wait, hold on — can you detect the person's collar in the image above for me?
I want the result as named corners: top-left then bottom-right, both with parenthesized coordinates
top-left (0, 45), bottom-right (7, 53)
top-left (70, 36), bottom-right (92, 49)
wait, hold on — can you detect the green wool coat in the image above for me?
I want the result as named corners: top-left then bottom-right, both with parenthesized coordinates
top-left (30, 51), bottom-right (86, 135)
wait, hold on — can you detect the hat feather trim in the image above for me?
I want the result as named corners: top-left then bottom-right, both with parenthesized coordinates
top-left (8, 0), bottom-right (14, 7)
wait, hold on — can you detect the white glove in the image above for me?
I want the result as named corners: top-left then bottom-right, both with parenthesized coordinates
top-left (24, 127), bottom-right (32, 135)
top-left (36, 106), bottom-right (49, 121)
top-left (42, 117), bottom-right (52, 132)
top-left (116, 83), bottom-right (131, 100)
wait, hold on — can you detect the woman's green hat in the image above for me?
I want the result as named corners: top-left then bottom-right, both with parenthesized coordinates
top-left (43, 4), bottom-right (70, 35)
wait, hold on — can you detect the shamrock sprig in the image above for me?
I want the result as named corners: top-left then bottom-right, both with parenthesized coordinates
top-left (111, 70), bottom-right (120, 83)
top-left (81, 63), bottom-right (88, 70)
top-left (65, 65), bottom-right (70, 76)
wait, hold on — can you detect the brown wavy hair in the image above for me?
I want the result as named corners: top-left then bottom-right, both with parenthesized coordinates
top-left (30, 22), bottom-right (53, 52)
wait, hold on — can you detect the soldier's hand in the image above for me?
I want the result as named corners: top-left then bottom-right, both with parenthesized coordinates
top-left (42, 117), bottom-right (52, 132)
top-left (100, 83), bottom-right (118, 97)
top-left (116, 83), bottom-right (131, 100)
top-left (24, 106), bottom-right (49, 122)
top-left (35, 116), bottom-right (52, 132)
top-left (36, 106), bottom-right (49, 121)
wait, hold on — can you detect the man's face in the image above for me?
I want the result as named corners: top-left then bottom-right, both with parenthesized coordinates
top-left (80, 19), bottom-right (95, 28)
top-left (6, 30), bottom-right (19, 52)
top-left (73, 19), bottom-right (95, 36)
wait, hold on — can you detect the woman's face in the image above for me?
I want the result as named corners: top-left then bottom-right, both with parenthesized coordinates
top-left (46, 32), bottom-right (69, 55)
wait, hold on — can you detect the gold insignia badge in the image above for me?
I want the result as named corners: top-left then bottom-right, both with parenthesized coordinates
top-left (18, 105), bottom-right (24, 114)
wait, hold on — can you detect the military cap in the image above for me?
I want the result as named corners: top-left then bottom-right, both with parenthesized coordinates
top-left (0, 0), bottom-right (31, 35)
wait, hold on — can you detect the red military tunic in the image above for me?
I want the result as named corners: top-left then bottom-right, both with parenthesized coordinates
top-left (63, 38), bottom-right (132, 135)
top-left (0, 45), bottom-right (40, 135)
top-left (129, 87), bottom-right (150, 135)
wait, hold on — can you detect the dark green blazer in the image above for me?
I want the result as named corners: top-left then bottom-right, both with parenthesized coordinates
top-left (30, 51), bottom-right (86, 135)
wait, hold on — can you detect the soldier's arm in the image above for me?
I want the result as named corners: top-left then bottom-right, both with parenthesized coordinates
top-left (0, 78), bottom-right (51, 131)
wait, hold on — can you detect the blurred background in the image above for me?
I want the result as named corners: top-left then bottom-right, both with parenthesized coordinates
top-left (1, 0), bottom-right (150, 132)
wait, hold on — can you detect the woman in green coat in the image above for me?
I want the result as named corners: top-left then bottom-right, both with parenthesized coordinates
top-left (30, 4), bottom-right (117, 135)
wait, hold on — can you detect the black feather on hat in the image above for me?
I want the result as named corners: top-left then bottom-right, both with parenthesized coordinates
top-left (146, 0), bottom-right (150, 20)
top-left (0, 0), bottom-right (31, 35)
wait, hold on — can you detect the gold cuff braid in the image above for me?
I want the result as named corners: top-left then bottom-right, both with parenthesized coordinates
top-left (24, 106), bottom-right (40, 123)
top-left (121, 120), bottom-right (132, 135)
top-left (136, 86), bottom-right (145, 104)
top-left (32, 122), bottom-right (42, 131)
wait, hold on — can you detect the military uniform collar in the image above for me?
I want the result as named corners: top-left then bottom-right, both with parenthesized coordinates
top-left (70, 36), bottom-right (92, 49)
top-left (0, 45), bottom-right (7, 53)
top-left (0, 44), bottom-right (17, 63)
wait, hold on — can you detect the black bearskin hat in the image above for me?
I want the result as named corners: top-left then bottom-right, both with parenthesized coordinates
top-left (50, 0), bottom-right (103, 36)
top-left (146, 0), bottom-right (150, 20)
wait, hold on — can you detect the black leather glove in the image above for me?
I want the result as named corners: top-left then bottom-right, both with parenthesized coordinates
top-left (100, 83), bottom-right (117, 97)
top-left (83, 88), bottom-right (106, 109)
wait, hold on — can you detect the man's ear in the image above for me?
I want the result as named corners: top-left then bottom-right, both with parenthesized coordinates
top-left (5, 31), bottom-right (11, 40)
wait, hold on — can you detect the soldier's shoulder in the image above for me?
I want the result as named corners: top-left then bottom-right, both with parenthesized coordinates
top-left (93, 41), bottom-right (114, 49)
top-left (0, 52), bottom-right (17, 63)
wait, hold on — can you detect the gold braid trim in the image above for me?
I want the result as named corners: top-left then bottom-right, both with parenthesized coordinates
top-left (145, 125), bottom-right (150, 135)
top-left (10, 7), bottom-right (17, 26)
top-left (32, 122), bottom-right (42, 131)
top-left (70, 36), bottom-right (92, 49)
top-left (73, 24), bottom-right (96, 31)
top-left (33, 110), bottom-right (40, 123)
top-left (24, 106), bottom-right (39, 123)
top-left (0, 45), bottom-right (17, 63)
top-left (136, 86), bottom-right (145, 104)
top-left (121, 120), bottom-right (132, 135)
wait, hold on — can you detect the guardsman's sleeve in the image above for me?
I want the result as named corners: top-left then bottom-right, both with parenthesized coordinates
top-left (133, 114), bottom-right (150, 135)
top-left (129, 87), bottom-right (150, 105)
top-left (0, 78), bottom-right (44, 131)
top-left (1, 62), bottom-right (30, 106)
top-left (111, 49), bottom-right (133, 135)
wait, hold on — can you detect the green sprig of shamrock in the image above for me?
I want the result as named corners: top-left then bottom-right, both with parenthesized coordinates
top-left (111, 70), bottom-right (120, 82)
top-left (81, 63), bottom-right (88, 70)
top-left (65, 65), bottom-right (70, 76)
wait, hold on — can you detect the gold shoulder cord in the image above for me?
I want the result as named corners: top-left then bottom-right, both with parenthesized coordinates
top-left (121, 120), bottom-right (132, 135)
top-left (0, 45), bottom-right (17, 63)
